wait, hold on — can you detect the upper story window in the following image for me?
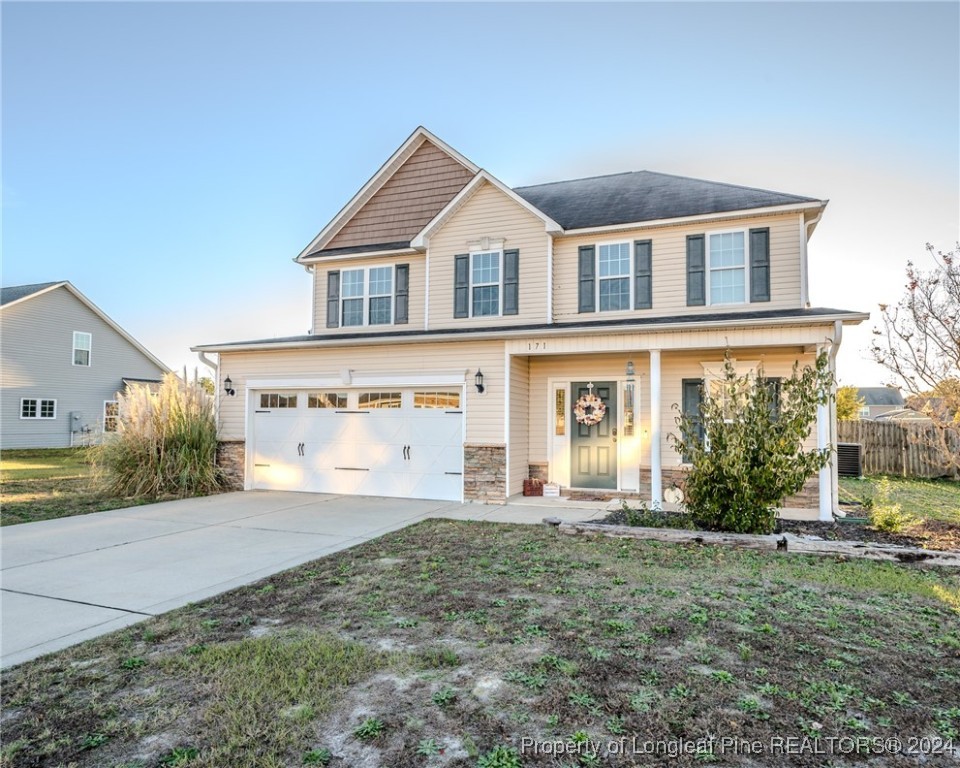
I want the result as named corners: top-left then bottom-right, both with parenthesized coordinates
top-left (598, 243), bottom-right (631, 311)
top-left (73, 332), bottom-right (92, 366)
top-left (454, 249), bottom-right (519, 319)
top-left (708, 231), bottom-right (746, 305)
top-left (471, 251), bottom-right (501, 317)
top-left (578, 240), bottom-right (652, 314)
top-left (21, 398), bottom-right (57, 419)
top-left (326, 264), bottom-right (409, 329)
top-left (687, 228), bottom-right (769, 307)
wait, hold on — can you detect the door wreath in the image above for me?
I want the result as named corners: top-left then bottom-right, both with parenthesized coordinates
top-left (574, 393), bottom-right (607, 426)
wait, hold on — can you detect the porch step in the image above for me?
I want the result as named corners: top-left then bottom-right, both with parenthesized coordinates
top-left (567, 486), bottom-right (651, 502)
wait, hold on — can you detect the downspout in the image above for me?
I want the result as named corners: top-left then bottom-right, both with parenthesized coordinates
top-left (424, 241), bottom-right (430, 331)
top-left (829, 319), bottom-right (842, 515)
top-left (800, 209), bottom-right (824, 308)
top-left (197, 351), bottom-right (217, 372)
top-left (546, 232), bottom-right (554, 324)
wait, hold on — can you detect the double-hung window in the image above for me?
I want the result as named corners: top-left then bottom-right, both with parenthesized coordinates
top-left (708, 231), bottom-right (747, 305)
top-left (73, 332), bottom-right (92, 366)
top-left (453, 248), bottom-right (518, 319)
top-left (327, 264), bottom-right (408, 329)
top-left (471, 251), bottom-right (501, 317)
top-left (339, 266), bottom-right (394, 327)
top-left (598, 243), bottom-right (631, 311)
top-left (103, 401), bottom-right (119, 432)
top-left (687, 228), bottom-right (768, 307)
top-left (21, 398), bottom-right (56, 419)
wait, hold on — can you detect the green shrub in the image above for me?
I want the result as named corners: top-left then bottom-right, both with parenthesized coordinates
top-left (96, 372), bottom-right (223, 499)
top-left (869, 478), bottom-right (914, 533)
top-left (672, 352), bottom-right (833, 535)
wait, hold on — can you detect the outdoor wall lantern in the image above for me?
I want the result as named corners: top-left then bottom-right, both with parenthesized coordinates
top-left (625, 360), bottom-right (635, 380)
top-left (475, 369), bottom-right (485, 394)
top-left (223, 376), bottom-right (236, 397)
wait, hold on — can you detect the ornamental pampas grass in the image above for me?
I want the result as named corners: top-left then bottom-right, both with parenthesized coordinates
top-left (96, 370), bottom-right (223, 499)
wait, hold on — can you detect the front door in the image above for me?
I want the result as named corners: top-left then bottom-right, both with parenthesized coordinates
top-left (570, 381), bottom-right (617, 489)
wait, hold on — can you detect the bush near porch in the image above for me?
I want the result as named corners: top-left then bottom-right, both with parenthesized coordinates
top-left (2, 520), bottom-right (958, 767)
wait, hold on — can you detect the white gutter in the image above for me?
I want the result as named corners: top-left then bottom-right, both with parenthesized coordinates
top-left (192, 312), bottom-right (870, 354)
top-left (800, 207), bottom-right (825, 308)
top-left (197, 351), bottom-right (218, 371)
top-left (297, 247), bottom-right (419, 265)
top-left (559, 201), bottom-right (825, 238)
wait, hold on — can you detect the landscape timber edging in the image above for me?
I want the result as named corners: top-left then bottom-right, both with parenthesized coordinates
top-left (549, 521), bottom-right (960, 569)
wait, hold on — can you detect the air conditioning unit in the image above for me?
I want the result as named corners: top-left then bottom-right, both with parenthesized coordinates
top-left (836, 442), bottom-right (863, 477)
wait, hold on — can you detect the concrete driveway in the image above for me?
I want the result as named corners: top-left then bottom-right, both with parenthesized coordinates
top-left (1, 491), bottom-right (608, 668)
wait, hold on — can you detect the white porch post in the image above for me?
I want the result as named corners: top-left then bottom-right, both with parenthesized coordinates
top-left (817, 344), bottom-right (833, 521)
top-left (649, 349), bottom-right (662, 509)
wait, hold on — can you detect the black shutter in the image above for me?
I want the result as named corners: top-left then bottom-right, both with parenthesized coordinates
top-left (326, 270), bottom-right (340, 328)
top-left (681, 378), bottom-right (704, 461)
top-left (686, 235), bottom-right (705, 306)
top-left (578, 245), bottom-right (595, 313)
top-left (634, 239), bottom-right (652, 309)
top-left (395, 264), bottom-right (409, 324)
top-left (503, 249), bottom-right (519, 315)
top-left (454, 254), bottom-right (469, 318)
top-left (750, 227), bottom-right (771, 302)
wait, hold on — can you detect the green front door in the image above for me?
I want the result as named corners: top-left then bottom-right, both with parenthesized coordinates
top-left (570, 381), bottom-right (617, 489)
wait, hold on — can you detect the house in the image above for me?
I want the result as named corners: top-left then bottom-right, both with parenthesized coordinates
top-left (192, 127), bottom-right (868, 520)
top-left (1, 281), bottom-right (169, 448)
top-left (855, 386), bottom-right (905, 419)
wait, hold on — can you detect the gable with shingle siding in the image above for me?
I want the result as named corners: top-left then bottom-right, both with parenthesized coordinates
top-left (324, 140), bottom-right (475, 251)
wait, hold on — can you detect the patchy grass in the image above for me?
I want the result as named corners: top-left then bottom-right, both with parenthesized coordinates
top-left (840, 475), bottom-right (960, 525)
top-left (1, 448), bottom-right (149, 525)
top-left (3, 520), bottom-right (959, 767)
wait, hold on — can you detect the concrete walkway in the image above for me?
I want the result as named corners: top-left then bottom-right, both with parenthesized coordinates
top-left (1, 491), bottom-right (609, 668)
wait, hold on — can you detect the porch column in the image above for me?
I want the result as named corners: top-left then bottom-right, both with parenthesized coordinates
top-left (649, 349), bottom-right (662, 509)
top-left (817, 344), bottom-right (833, 521)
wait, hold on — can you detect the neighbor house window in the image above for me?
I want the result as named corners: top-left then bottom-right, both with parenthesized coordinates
top-left (340, 266), bottom-right (394, 327)
top-left (73, 332), bottom-right (92, 366)
top-left (471, 251), bottom-right (501, 317)
top-left (21, 398), bottom-right (56, 419)
top-left (708, 231), bottom-right (747, 305)
top-left (260, 393), bottom-right (297, 408)
top-left (103, 401), bottom-right (119, 432)
top-left (598, 243), bottom-right (631, 311)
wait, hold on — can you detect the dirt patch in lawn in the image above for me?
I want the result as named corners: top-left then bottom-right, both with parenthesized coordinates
top-left (3, 520), bottom-right (959, 767)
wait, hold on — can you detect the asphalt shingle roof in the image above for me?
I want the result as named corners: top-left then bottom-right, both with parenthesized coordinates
top-left (513, 171), bottom-right (820, 230)
top-left (856, 387), bottom-right (905, 406)
top-left (1, 282), bottom-right (64, 306)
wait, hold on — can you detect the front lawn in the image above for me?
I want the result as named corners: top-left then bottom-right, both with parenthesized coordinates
top-left (0, 448), bottom-right (150, 525)
top-left (3, 520), bottom-right (958, 767)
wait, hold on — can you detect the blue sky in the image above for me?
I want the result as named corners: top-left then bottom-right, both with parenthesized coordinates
top-left (3, 1), bottom-right (958, 386)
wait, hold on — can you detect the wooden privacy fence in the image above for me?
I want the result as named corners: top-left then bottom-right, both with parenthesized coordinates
top-left (838, 420), bottom-right (960, 478)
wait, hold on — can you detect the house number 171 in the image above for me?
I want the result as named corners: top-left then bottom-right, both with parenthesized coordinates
top-left (527, 341), bottom-right (547, 351)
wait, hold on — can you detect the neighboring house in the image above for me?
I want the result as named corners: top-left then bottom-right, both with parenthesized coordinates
top-left (874, 408), bottom-right (932, 423)
top-left (1, 282), bottom-right (169, 448)
top-left (193, 127), bottom-right (868, 520)
top-left (855, 386), bottom-right (905, 419)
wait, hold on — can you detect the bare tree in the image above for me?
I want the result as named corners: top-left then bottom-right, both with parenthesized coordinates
top-left (871, 242), bottom-right (960, 474)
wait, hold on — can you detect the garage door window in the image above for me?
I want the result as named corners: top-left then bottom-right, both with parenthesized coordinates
top-left (414, 392), bottom-right (461, 409)
top-left (260, 393), bottom-right (298, 408)
top-left (359, 392), bottom-right (401, 409)
top-left (308, 392), bottom-right (347, 409)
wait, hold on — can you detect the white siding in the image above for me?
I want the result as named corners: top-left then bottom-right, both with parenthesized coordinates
top-left (217, 339), bottom-right (506, 444)
top-left (553, 213), bottom-right (802, 322)
top-left (428, 181), bottom-right (548, 329)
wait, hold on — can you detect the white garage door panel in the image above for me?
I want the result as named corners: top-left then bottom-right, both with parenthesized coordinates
top-left (251, 391), bottom-right (463, 502)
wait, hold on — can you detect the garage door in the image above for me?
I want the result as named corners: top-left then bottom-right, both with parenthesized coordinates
top-left (251, 388), bottom-right (463, 501)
